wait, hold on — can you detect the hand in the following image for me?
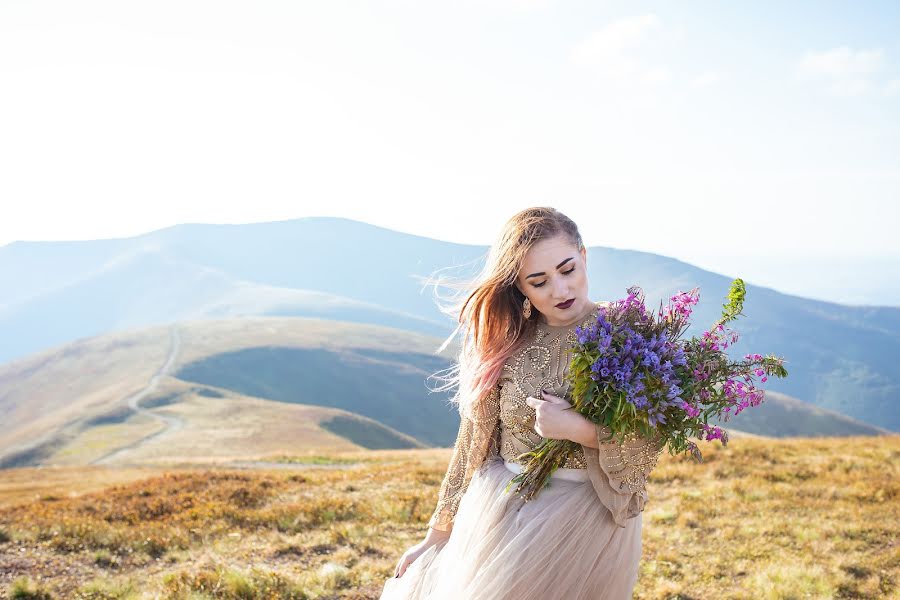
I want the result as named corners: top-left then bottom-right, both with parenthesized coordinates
top-left (393, 528), bottom-right (451, 578)
top-left (524, 389), bottom-right (592, 442)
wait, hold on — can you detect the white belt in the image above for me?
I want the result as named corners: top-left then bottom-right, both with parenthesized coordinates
top-left (503, 459), bottom-right (589, 483)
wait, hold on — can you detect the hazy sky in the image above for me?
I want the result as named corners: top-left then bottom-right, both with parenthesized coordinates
top-left (1, 1), bottom-right (898, 305)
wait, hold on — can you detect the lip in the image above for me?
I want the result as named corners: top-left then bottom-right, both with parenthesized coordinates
top-left (555, 298), bottom-right (575, 309)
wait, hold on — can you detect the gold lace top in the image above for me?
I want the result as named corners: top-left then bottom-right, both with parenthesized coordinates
top-left (427, 300), bottom-right (667, 531)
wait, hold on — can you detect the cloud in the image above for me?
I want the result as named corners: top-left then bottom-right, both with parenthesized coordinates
top-left (797, 46), bottom-right (884, 78)
top-left (569, 14), bottom-right (672, 86)
top-left (796, 46), bottom-right (887, 97)
top-left (690, 70), bottom-right (720, 88)
top-left (452, 0), bottom-right (554, 13)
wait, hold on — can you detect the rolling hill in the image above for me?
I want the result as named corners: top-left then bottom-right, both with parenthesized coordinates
top-left (0, 316), bottom-right (890, 469)
top-left (0, 216), bottom-right (897, 433)
top-left (0, 317), bottom-right (453, 468)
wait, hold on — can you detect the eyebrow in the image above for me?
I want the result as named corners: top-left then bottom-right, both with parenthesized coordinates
top-left (525, 257), bottom-right (575, 279)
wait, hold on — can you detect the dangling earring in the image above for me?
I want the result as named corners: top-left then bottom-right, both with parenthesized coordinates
top-left (522, 297), bottom-right (532, 319)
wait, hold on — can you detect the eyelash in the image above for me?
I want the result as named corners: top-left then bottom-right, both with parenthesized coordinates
top-left (533, 267), bottom-right (575, 288)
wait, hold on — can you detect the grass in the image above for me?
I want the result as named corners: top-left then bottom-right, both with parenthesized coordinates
top-left (9, 577), bottom-right (54, 599)
top-left (161, 563), bottom-right (310, 599)
top-left (0, 435), bottom-right (897, 598)
top-left (269, 454), bottom-right (372, 466)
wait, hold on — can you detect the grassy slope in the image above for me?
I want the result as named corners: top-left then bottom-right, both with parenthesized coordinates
top-left (0, 317), bottom-right (456, 468)
top-left (0, 316), bottom-right (888, 471)
top-left (0, 435), bottom-right (897, 599)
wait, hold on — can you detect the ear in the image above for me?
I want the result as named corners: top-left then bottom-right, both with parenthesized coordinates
top-left (581, 246), bottom-right (587, 267)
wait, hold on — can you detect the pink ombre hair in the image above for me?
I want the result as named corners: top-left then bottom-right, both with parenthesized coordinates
top-left (423, 207), bottom-right (586, 420)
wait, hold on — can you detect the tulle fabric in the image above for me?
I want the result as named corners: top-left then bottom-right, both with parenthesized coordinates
top-left (380, 455), bottom-right (643, 600)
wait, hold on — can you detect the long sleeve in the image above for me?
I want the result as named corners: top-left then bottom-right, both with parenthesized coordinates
top-left (427, 383), bottom-right (502, 532)
top-left (582, 423), bottom-right (667, 528)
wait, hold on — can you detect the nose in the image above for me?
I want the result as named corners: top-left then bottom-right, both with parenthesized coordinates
top-left (552, 279), bottom-right (570, 298)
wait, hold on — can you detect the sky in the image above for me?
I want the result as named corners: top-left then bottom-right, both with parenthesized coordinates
top-left (1, 0), bottom-right (898, 306)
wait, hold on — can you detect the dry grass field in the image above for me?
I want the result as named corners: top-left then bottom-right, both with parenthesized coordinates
top-left (0, 435), bottom-right (897, 599)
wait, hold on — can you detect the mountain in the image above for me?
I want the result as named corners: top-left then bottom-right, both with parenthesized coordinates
top-left (0, 216), bottom-right (897, 432)
top-left (0, 318), bottom-right (890, 468)
top-left (0, 318), bottom-right (451, 468)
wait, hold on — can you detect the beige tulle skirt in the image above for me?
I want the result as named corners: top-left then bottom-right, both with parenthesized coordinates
top-left (380, 455), bottom-right (643, 600)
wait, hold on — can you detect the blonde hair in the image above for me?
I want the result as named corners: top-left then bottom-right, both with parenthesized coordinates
top-left (423, 207), bottom-right (585, 419)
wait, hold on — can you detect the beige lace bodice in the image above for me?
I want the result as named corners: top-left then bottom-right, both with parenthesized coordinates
top-left (427, 300), bottom-right (667, 532)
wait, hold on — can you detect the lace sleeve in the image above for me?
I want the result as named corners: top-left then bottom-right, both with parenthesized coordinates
top-left (427, 383), bottom-right (502, 532)
top-left (582, 424), bottom-right (667, 528)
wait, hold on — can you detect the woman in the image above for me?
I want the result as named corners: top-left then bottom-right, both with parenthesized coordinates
top-left (380, 207), bottom-right (666, 600)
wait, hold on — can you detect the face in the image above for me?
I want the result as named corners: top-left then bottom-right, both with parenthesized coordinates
top-left (514, 235), bottom-right (590, 326)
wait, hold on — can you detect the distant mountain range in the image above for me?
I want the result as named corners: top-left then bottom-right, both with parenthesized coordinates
top-left (0, 216), bottom-right (897, 456)
top-left (0, 318), bottom-right (890, 469)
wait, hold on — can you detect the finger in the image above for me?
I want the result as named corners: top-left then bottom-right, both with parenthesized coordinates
top-left (542, 390), bottom-right (570, 405)
top-left (540, 390), bottom-right (560, 402)
top-left (528, 395), bottom-right (548, 408)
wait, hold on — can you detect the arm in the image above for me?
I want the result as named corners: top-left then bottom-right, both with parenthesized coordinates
top-left (571, 414), bottom-right (600, 448)
top-left (427, 383), bottom-right (502, 532)
top-left (580, 423), bottom-right (666, 528)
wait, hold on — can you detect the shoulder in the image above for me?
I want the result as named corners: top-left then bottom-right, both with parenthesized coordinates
top-left (590, 299), bottom-right (613, 321)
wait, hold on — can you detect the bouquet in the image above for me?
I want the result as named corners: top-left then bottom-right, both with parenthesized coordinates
top-left (505, 278), bottom-right (789, 502)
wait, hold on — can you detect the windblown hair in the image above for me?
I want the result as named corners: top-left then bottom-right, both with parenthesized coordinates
top-left (423, 207), bottom-right (585, 419)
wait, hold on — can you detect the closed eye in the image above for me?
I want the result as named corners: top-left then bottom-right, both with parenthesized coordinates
top-left (533, 267), bottom-right (575, 288)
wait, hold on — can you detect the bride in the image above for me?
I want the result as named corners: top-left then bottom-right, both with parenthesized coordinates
top-left (379, 206), bottom-right (667, 600)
